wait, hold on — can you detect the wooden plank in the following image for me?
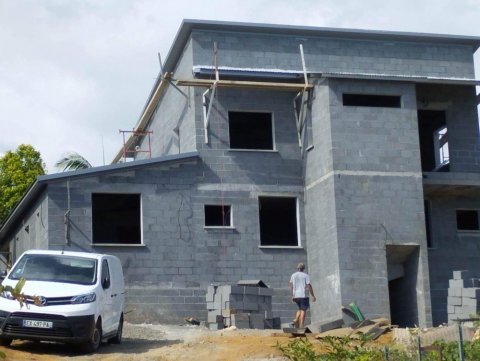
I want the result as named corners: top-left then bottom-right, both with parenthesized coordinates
top-left (176, 79), bottom-right (313, 91)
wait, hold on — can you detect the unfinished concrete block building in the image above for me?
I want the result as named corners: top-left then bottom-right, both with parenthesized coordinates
top-left (1, 20), bottom-right (480, 327)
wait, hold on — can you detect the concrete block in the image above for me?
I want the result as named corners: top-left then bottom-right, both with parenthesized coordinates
top-left (208, 313), bottom-right (223, 323)
top-left (243, 286), bottom-right (259, 295)
top-left (449, 279), bottom-right (467, 288)
top-left (462, 297), bottom-right (480, 307)
top-left (264, 310), bottom-right (273, 319)
top-left (462, 288), bottom-right (480, 298)
top-left (222, 308), bottom-right (237, 317)
top-left (453, 271), bottom-right (473, 280)
top-left (447, 296), bottom-right (462, 306)
top-left (231, 313), bottom-right (249, 322)
top-left (460, 305), bottom-right (480, 316)
top-left (225, 300), bottom-right (243, 310)
top-left (206, 286), bottom-right (215, 302)
top-left (448, 287), bottom-right (462, 297)
top-left (447, 305), bottom-right (456, 314)
top-left (306, 318), bottom-right (344, 333)
top-left (243, 302), bottom-right (259, 312)
top-left (208, 322), bottom-right (224, 331)
top-left (249, 313), bottom-right (265, 329)
top-left (231, 313), bottom-right (250, 329)
top-left (221, 285), bottom-right (244, 295)
top-left (258, 287), bottom-right (274, 296)
top-left (272, 317), bottom-right (281, 329)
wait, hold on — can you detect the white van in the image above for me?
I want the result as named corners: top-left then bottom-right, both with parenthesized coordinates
top-left (0, 250), bottom-right (124, 352)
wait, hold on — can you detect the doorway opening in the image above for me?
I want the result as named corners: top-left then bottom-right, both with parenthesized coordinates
top-left (386, 245), bottom-right (420, 327)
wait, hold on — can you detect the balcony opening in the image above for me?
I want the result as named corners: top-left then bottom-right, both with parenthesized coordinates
top-left (417, 110), bottom-right (449, 172)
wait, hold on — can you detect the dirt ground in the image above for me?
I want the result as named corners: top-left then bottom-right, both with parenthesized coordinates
top-left (0, 322), bottom-right (394, 361)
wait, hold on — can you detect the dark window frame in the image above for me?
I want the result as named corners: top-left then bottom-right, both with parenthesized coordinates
top-left (456, 209), bottom-right (480, 231)
top-left (204, 204), bottom-right (232, 228)
top-left (91, 193), bottom-right (142, 245)
top-left (258, 196), bottom-right (299, 247)
top-left (342, 93), bottom-right (402, 108)
top-left (228, 111), bottom-right (275, 150)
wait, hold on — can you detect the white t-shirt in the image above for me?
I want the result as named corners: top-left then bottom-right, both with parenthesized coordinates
top-left (290, 271), bottom-right (310, 298)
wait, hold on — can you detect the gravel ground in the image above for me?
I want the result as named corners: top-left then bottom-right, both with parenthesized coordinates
top-left (1, 322), bottom-right (288, 361)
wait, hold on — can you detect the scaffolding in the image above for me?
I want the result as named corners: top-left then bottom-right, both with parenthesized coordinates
top-left (119, 129), bottom-right (153, 162)
top-left (176, 43), bottom-right (313, 154)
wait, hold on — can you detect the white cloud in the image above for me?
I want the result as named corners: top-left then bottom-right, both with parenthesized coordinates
top-left (0, 0), bottom-right (479, 173)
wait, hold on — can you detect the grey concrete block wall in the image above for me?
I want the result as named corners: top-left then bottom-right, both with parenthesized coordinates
top-left (425, 195), bottom-right (480, 325)
top-left (192, 30), bottom-right (475, 79)
top-left (6, 192), bottom-right (49, 262)
top-left (36, 155), bottom-right (308, 323)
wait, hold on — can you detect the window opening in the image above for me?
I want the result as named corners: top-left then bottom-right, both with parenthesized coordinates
top-left (259, 197), bottom-right (298, 246)
top-left (433, 126), bottom-right (449, 168)
top-left (205, 205), bottom-right (231, 227)
top-left (456, 210), bottom-right (479, 231)
top-left (228, 111), bottom-right (274, 150)
top-left (92, 193), bottom-right (141, 244)
top-left (417, 110), bottom-right (449, 172)
top-left (343, 94), bottom-right (401, 108)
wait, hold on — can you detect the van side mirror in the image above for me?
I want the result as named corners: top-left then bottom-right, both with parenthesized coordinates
top-left (102, 276), bottom-right (110, 289)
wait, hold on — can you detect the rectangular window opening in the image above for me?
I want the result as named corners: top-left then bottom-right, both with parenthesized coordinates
top-left (343, 94), bottom-right (401, 108)
top-left (456, 210), bottom-right (479, 231)
top-left (92, 193), bottom-right (141, 244)
top-left (204, 205), bottom-right (232, 227)
top-left (228, 111), bottom-right (274, 150)
top-left (259, 196), bottom-right (298, 246)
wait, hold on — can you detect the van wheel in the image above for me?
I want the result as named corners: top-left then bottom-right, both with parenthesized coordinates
top-left (0, 338), bottom-right (12, 346)
top-left (84, 320), bottom-right (102, 353)
top-left (109, 314), bottom-right (123, 344)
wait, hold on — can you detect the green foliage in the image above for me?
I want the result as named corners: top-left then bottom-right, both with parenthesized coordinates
top-left (55, 151), bottom-right (91, 172)
top-left (431, 339), bottom-right (480, 361)
top-left (0, 144), bottom-right (46, 224)
top-left (276, 334), bottom-right (480, 361)
top-left (277, 336), bottom-right (385, 361)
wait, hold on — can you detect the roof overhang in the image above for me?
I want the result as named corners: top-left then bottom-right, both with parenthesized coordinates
top-left (0, 152), bottom-right (200, 245)
top-left (319, 72), bottom-right (480, 86)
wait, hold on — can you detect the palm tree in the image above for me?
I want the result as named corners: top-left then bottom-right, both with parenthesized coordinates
top-left (55, 152), bottom-right (92, 172)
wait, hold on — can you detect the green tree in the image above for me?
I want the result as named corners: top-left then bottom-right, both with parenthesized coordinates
top-left (0, 144), bottom-right (46, 224)
top-left (55, 151), bottom-right (92, 172)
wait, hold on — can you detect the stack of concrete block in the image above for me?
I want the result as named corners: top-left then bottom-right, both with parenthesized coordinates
top-left (447, 270), bottom-right (480, 323)
top-left (206, 280), bottom-right (280, 330)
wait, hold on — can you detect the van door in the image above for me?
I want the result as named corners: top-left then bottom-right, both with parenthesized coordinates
top-left (100, 258), bottom-right (115, 334)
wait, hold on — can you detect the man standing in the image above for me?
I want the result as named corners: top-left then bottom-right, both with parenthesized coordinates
top-left (289, 262), bottom-right (316, 328)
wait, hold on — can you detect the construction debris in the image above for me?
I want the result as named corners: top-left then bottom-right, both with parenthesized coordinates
top-left (314, 317), bottom-right (391, 340)
top-left (206, 280), bottom-right (280, 330)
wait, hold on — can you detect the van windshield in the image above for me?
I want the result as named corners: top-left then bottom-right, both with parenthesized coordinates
top-left (9, 254), bottom-right (97, 285)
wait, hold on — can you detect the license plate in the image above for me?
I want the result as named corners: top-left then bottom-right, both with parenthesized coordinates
top-left (22, 320), bottom-right (53, 329)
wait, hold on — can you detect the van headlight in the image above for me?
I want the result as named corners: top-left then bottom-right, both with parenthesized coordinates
top-left (70, 293), bottom-right (96, 304)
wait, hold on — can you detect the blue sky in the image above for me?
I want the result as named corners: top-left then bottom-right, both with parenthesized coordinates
top-left (0, 0), bottom-right (479, 173)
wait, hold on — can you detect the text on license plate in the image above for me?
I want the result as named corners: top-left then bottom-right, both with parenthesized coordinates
top-left (22, 320), bottom-right (53, 328)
